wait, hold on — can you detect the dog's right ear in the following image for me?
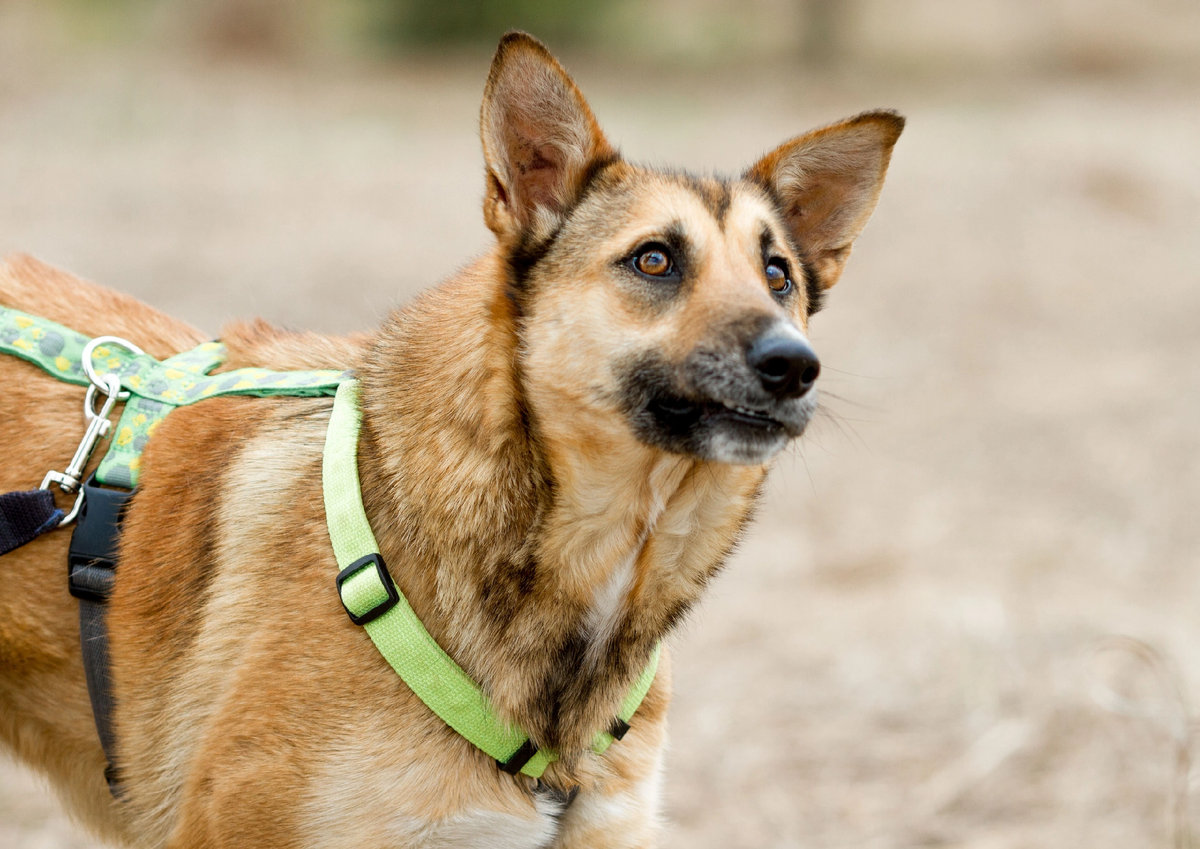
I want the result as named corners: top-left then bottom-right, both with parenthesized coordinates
top-left (480, 32), bottom-right (616, 242)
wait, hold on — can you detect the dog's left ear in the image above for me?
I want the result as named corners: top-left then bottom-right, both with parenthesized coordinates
top-left (747, 110), bottom-right (904, 290)
top-left (480, 31), bottom-right (616, 242)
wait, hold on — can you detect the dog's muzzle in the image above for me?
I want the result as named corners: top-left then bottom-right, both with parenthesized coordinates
top-left (616, 325), bottom-right (821, 465)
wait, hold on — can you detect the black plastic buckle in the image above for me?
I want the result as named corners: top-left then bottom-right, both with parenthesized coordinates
top-left (336, 553), bottom-right (399, 626)
top-left (498, 738), bottom-right (539, 775)
top-left (608, 718), bottom-right (631, 741)
top-left (67, 475), bottom-right (132, 604)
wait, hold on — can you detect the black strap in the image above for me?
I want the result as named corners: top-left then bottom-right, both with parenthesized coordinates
top-left (67, 476), bottom-right (132, 797)
top-left (498, 737), bottom-right (541, 775)
top-left (0, 489), bottom-right (63, 556)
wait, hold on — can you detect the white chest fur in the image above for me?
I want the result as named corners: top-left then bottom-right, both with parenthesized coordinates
top-left (393, 801), bottom-right (564, 849)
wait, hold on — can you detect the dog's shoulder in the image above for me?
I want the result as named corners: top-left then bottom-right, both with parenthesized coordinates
top-left (217, 318), bottom-right (370, 372)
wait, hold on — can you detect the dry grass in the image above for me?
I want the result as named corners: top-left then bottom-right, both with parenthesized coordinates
top-left (1, 40), bottom-right (1199, 849)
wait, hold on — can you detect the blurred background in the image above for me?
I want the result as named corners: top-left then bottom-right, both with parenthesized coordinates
top-left (2, 1), bottom-right (1200, 847)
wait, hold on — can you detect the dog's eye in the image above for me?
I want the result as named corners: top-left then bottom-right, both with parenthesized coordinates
top-left (633, 246), bottom-right (674, 277)
top-left (766, 260), bottom-right (792, 294)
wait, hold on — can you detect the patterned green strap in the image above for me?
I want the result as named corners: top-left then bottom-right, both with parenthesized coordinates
top-left (0, 307), bottom-right (94, 384)
top-left (323, 380), bottom-right (658, 779)
top-left (0, 308), bottom-right (347, 404)
top-left (1, 306), bottom-right (349, 488)
top-left (95, 345), bottom-right (227, 488)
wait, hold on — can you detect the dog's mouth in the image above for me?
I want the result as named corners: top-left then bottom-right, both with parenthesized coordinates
top-left (636, 391), bottom-right (801, 465)
top-left (648, 395), bottom-right (786, 436)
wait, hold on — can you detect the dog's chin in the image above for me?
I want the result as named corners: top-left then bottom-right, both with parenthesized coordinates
top-left (636, 393), bottom-right (815, 466)
top-left (701, 423), bottom-right (790, 465)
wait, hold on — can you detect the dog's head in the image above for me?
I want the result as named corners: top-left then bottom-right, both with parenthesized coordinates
top-left (481, 33), bottom-right (902, 466)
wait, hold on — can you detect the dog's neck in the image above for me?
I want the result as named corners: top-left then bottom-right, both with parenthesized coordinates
top-left (357, 252), bottom-right (765, 757)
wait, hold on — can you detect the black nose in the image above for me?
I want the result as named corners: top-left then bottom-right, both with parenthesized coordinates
top-left (746, 333), bottom-right (821, 399)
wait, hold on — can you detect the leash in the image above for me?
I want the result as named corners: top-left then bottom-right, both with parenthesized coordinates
top-left (0, 489), bottom-right (63, 556)
top-left (0, 304), bottom-right (658, 793)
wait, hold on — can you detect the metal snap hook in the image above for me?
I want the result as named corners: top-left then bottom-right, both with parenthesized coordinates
top-left (84, 375), bottom-right (122, 426)
top-left (39, 372), bottom-right (126, 527)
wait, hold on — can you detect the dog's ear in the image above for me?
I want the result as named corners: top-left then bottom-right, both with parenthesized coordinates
top-left (480, 31), bottom-right (616, 241)
top-left (747, 110), bottom-right (904, 291)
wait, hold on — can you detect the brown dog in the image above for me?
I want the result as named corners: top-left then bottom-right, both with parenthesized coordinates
top-left (0, 32), bottom-right (902, 848)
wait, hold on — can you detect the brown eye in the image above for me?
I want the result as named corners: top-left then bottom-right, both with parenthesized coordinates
top-left (635, 247), bottom-right (673, 277)
top-left (766, 260), bottom-right (791, 294)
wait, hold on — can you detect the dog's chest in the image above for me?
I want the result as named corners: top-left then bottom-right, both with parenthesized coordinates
top-left (391, 804), bottom-right (564, 849)
top-left (301, 763), bottom-right (570, 849)
top-left (302, 806), bottom-right (562, 849)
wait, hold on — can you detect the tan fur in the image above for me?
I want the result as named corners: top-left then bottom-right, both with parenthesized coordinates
top-left (0, 32), bottom-right (900, 848)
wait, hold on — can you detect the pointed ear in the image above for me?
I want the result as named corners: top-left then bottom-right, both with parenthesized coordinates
top-left (480, 32), bottom-right (616, 242)
top-left (747, 110), bottom-right (904, 290)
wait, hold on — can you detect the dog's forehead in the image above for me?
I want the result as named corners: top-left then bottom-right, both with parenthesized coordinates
top-left (580, 167), bottom-right (787, 253)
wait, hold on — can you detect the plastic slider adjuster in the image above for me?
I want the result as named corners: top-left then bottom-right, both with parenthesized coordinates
top-left (67, 475), bottom-right (132, 604)
top-left (498, 738), bottom-right (539, 775)
top-left (608, 718), bottom-right (631, 741)
top-left (336, 553), bottom-right (399, 626)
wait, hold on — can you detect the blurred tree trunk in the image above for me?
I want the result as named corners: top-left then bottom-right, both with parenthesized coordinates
top-left (181, 0), bottom-right (304, 58)
top-left (801, 0), bottom-right (847, 66)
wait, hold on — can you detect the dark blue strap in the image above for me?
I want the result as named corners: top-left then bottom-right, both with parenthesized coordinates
top-left (0, 489), bottom-right (63, 556)
top-left (66, 476), bottom-right (132, 798)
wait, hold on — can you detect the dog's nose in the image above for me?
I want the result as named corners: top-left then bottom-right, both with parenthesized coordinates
top-left (746, 333), bottom-right (820, 399)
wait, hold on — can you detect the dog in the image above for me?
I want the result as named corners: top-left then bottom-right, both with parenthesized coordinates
top-left (0, 32), bottom-right (902, 849)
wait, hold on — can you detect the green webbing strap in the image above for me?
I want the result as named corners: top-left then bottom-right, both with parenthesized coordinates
top-left (323, 380), bottom-right (659, 779)
top-left (0, 306), bottom-right (349, 488)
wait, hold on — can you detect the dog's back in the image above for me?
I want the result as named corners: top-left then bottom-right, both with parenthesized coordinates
top-left (0, 254), bottom-right (207, 838)
top-left (0, 255), bottom-right (376, 842)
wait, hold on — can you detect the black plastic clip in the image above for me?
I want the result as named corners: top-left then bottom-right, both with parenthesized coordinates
top-left (608, 718), bottom-right (631, 741)
top-left (336, 553), bottom-right (400, 626)
top-left (67, 475), bottom-right (132, 603)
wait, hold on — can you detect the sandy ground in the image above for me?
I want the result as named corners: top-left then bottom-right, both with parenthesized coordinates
top-left (1, 45), bottom-right (1200, 848)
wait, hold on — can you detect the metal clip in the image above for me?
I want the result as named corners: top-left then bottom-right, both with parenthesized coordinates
top-left (40, 373), bottom-right (123, 526)
top-left (38, 334), bottom-right (144, 527)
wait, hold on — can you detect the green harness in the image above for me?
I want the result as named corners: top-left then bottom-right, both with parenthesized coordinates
top-left (0, 308), bottom-right (346, 489)
top-left (0, 305), bottom-right (656, 786)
